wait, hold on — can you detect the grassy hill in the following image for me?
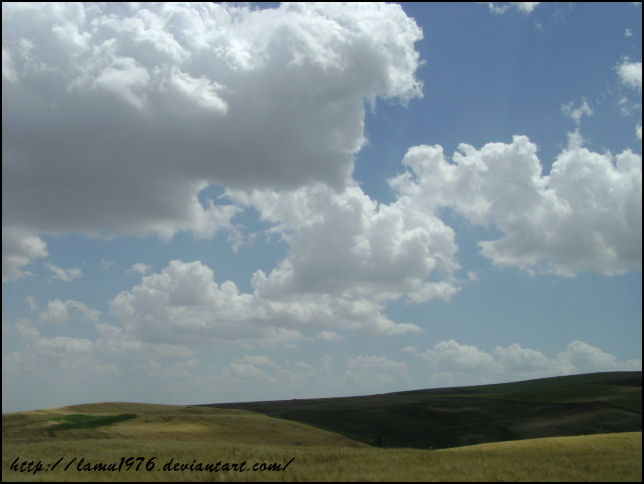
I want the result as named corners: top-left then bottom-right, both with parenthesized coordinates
top-left (1, 401), bottom-right (368, 447)
top-left (205, 371), bottom-right (642, 449)
top-left (2, 374), bottom-right (641, 481)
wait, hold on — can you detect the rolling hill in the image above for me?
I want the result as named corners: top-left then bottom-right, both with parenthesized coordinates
top-left (2, 372), bottom-right (641, 481)
top-left (1, 401), bottom-right (368, 448)
top-left (204, 371), bottom-right (642, 449)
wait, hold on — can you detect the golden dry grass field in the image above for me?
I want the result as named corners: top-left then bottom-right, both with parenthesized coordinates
top-left (2, 402), bottom-right (641, 482)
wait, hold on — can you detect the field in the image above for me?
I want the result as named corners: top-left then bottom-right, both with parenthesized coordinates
top-left (2, 372), bottom-right (642, 482)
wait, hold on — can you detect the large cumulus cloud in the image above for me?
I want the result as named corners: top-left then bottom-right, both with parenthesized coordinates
top-left (390, 134), bottom-right (642, 276)
top-left (2, 2), bottom-right (423, 271)
top-left (109, 258), bottom-right (421, 344)
top-left (227, 183), bottom-right (461, 304)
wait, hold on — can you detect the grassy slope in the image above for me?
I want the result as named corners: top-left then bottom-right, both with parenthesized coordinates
top-left (206, 371), bottom-right (642, 449)
top-left (1, 402), bottom-right (369, 447)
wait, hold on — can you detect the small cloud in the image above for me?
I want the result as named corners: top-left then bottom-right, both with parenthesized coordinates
top-left (637, 124), bottom-right (642, 140)
top-left (16, 318), bottom-right (40, 341)
top-left (38, 299), bottom-right (71, 324)
top-left (34, 336), bottom-right (93, 356)
top-left (128, 263), bottom-right (152, 275)
top-left (38, 299), bottom-right (100, 324)
top-left (346, 355), bottom-right (409, 384)
top-left (616, 60), bottom-right (642, 93)
top-left (100, 259), bottom-right (114, 270)
top-left (45, 263), bottom-right (83, 282)
top-left (316, 330), bottom-right (343, 342)
top-left (2, 230), bottom-right (48, 282)
top-left (618, 96), bottom-right (638, 116)
top-left (402, 345), bottom-right (419, 354)
top-left (625, 28), bottom-right (633, 37)
top-left (2, 47), bottom-right (18, 82)
top-left (487, 2), bottom-right (540, 15)
top-left (241, 355), bottom-right (280, 368)
top-left (513, 2), bottom-right (540, 14)
top-left (561, 98), bottom-right (593, 126)
top-left (25, 296), bottom-right (38, 312)
top-left (555, 340), bottom-right (620, 374)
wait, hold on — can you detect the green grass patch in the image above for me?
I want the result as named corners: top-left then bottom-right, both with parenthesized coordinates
top-left (48, 413), bottom-right (137, 434)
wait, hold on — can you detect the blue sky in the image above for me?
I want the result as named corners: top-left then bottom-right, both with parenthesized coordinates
top-left (2, 2), bottom-right (641, 413)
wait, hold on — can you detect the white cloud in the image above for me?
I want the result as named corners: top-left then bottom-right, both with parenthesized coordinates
top-left (345, 355), bottom-right (409, 385)
top-left (25, 296), bottom-right (38, 312)
top-left (493, 343), bottom-right (551, 374)
top-left (409, 340), bottom-right (642, 387)
top-left (45, 263), bottom-right (83, 282)
top-left (100, 259), bottom-right (114, 270)
top-left (129, 262), bottom-right (152, 275)
top-left (561, 98), bottom-right (593, 126)
top-left (110, 260), bottom-right (258, 344)
top-left (228, 183), bottom-right (461, 305)
top-left (317, 330), bottom-right (343, 342)
top-left (487, 3), bottom-right (540, 15)
top-left (94, 322), bottom-right (192, 359)
top-left (2, 2), bottom-right (423, 242)
top-left (15, 319), bottom-right (40, 342)
top-left (109, 259), bottom-right (417, 347)
top-left (197, 354), bottom-right (346, 402)
top-left (3, 323), bottom-right (120, 411)
top-left (417, 340), bottom-right (499, 373)
top-left (390, 135), bottom-right (642, 276)
top-left (2, 229), bottom-right (48, 282)
top-left (554, 340), bottom-right (621, 374)
top-left (38, 300), bottom-right (70, 324)
top-left (34, 336), bottom-right (93, 356)
top-left (2, 47), bottom-right (18, 82)
top-left (515, 3), bottom-right (540, 14)
top-left (107, 126), bottom-right (640, 348)
top-left (617, 60), bottom-right (643, 93)
top-left (217, 355), bottom-right (287, 385)
top-left (616, 60), bottom-right (642, 135)
top-left (38, 299), bottom-right (100, 324)
top-left (94, 323), bottom-right (143, 355)
top-left (240, 355), bottom-right (280, 369)
top-left (221, 181), bottom-right (465, 336)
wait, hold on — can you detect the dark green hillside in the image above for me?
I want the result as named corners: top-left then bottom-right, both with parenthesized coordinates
top-left (204, 371), bottom-right (642, 450)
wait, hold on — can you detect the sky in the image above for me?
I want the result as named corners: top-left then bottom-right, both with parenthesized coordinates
top-left (2, 2), bottom-right (642, 413)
